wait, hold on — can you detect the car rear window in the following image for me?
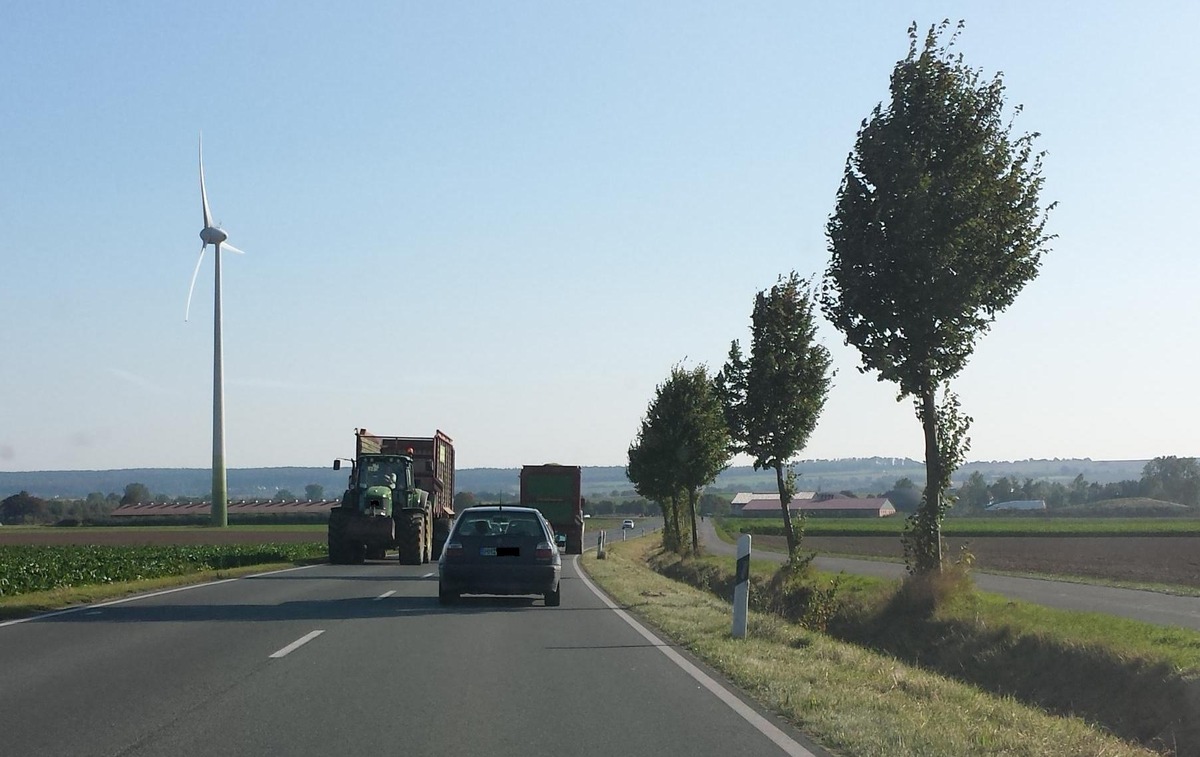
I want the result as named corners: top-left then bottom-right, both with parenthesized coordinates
top-left (456, 514), bottom-right (545, 538)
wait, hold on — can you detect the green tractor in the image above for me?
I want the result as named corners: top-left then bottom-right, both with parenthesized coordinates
top-left (328, 451), bottom-right (433, 565)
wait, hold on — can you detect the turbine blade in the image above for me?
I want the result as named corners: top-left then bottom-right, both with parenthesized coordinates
top-left (185, 244), bottom-right (208, 322)
top-left (221, 243), bottom-right (246, 255)
top-left (199, 134), bottom-right (213, 229)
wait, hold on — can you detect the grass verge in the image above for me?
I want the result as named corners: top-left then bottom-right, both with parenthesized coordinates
top-left (581, 535), bottom-right (1193, 757)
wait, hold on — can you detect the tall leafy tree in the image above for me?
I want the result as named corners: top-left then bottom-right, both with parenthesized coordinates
top-left (821, 21), bottom-right (1054, 573)
top-left (1140, 456), bottom-right (1200, 506)
top-left (305, 484), bottom-right (325, 502)
top-left (716, 273), bottom-right (833, 559)
top-left (120, 482), bottom-right (151, 505)
top-left (628, 364), bottom-right (730, 554)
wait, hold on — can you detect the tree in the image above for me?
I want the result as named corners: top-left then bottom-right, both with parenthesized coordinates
top-left (887, 477), bottom-right (923, 513)
top-left (1, 491), bottom-right (47, 524)
top-left (1141, 456), bottom-right (1200, 506)
top-left (821, 21), bottom-right (1054, 573)
top-left (120, 483), bottom-right (151, 505)
top-left (627, 364), bottom-right (731, 554)
top-left (954, 471), bottom-right (990, 513)
top-left (274, 489), bottom-right (297, 501)
top-left (453, 491), bottom-right (478, 510)
top-left (305, 484), bottom-right (325, 502)
top-left (716, 273), bottom-right (833, 559)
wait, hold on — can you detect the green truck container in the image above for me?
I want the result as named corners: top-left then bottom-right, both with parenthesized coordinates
top-left (519, 464), bottom-right (585, 554)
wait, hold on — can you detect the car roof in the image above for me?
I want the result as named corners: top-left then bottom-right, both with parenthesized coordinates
top-left (460, 505), bottom-right (542, 515)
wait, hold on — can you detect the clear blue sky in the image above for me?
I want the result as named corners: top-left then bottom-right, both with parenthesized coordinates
top-left (2, 2), bottom-right (1197, 471)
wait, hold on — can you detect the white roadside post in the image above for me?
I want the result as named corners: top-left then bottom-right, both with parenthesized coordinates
top-left (597, 529), bottom-right (606, 559)
top-left (732, 534), bottom-right (751, 639)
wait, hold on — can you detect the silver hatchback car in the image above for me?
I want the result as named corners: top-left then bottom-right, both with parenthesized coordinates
top-left (438, 506), bottom-right (562, 606)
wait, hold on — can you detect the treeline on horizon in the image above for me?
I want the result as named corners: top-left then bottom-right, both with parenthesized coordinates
top-left (3, 456), bottom-right (1196, 525)
top-left (0, 456), bottom-right (1152, 501)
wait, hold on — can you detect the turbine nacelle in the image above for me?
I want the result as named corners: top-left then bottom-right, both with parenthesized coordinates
top-left (186, 135), bottom-right (245, 322)
top-left (200, 226), bottom-right (228, 246)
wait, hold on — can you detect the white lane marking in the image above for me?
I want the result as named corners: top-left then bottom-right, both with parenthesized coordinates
top-left (573, 556), bottom-right (817, 757)
top-left (421, 572), bottom-right (435, 578)
top-left (0, 563), bottom-right (323, 629)
top-left (269, 630), bottom-right (325, 659)
top-left (374, 590), bottom-right (396, 601)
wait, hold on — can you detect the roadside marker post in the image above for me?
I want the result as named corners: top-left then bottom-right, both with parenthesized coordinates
top-left (732, 534), bottom-right (751, 639)
top-left (597, 529), bottom-right (606, 559)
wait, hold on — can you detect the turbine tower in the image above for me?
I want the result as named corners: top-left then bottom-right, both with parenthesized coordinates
top-left (186, 134), bottom-right (245, 527)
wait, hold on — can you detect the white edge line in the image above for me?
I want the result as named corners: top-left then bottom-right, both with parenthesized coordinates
top-left (0, 563), bottom-right (322, 629)
top-left (573, 555), bottom-right (817, 757)
top-left (269, 629), bottom-right (324, 659)
top-left (374, 590), bottom-right (396, 601)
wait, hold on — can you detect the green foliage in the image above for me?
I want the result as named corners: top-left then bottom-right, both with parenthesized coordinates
top-left (0, 542), bottom-right (325, 597)
top-left (822, 21), bottom-right (1052, 573)
top-left (627, 364), bottom-right (731, 554)
top-left (119, 482), bottom-right (151, 505)
top-left (304, 483), bottom-right (324, 501)
top-left (716, 272), bottom-right (833, 558)
top-left (0, 491), bottom-right (48, 524)
top-left (1140, 456), bottom-right (1200, 507)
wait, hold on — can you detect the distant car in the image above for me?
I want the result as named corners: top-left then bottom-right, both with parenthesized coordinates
top-left (582, 514), bottom-right (591, 519)
top-left (438, 506), bottom-right (562, 606)
top-left (621, 519), bottom-right (635, 529)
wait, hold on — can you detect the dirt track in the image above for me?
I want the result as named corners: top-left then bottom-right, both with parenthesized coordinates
top-left (760, 535), bottom-right (1200, 589)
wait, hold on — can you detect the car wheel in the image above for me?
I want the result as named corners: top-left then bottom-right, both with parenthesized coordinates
top-left (544, 583), bottom-right (561, 607)
top-left (438, 585), bottom-right (457, 605)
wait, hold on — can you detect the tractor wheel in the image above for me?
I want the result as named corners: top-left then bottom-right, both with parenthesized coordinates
top-left (398, 511), bottom-right (425, 565)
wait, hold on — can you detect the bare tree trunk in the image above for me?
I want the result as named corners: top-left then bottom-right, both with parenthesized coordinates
top-left (688, 489), bottom-right (699, 555)
top-left (775, 462), bottom-right (798, 555)
top-left (920, 386), bottom-right (943, 572)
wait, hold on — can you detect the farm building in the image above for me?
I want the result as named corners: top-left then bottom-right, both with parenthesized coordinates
top-left (731, 492), bottom-right (896, 518)
top-left (730, 492), bottom-right (816, 516)
top-left (985, 499), bottom-right (1046, 512)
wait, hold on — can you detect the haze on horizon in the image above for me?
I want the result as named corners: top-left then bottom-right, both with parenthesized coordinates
top-left (2, 3), bottom-right (1197, 472)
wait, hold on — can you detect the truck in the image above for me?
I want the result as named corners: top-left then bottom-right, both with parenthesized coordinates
top-left (519, 464), bottom-right (585, 554)
top-left (328, 429), bottom-right (456, 565)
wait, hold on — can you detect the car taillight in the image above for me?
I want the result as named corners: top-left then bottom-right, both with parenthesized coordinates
top-left (535, 542), bottom-right (554, 559)
top-left (445, 542), bottom-right (463, 559)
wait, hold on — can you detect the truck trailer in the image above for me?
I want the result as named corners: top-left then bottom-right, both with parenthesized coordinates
top-left (519, 464), bottom-right (585, 554)
top-left (328, 429), bottom-right (456, 565)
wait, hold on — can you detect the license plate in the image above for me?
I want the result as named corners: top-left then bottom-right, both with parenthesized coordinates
top-left (480, 546), bottom-right (497, 557)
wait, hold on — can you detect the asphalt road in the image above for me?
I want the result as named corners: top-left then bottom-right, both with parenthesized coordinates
top-left (698, 519), bottom-right (1200, 631)
top-left (0, 547), bottom-right (827, 757)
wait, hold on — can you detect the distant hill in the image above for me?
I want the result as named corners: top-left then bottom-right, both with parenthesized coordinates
top-left (1, 457), bottom-right (1151, 501)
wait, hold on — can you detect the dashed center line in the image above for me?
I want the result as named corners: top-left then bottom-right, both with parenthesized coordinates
top-left (421, 572), bottom-right (435, 578)
top-left (269, 630), bottom-right (324, 659)
top-left (374, 590), bottom-right (396, 600)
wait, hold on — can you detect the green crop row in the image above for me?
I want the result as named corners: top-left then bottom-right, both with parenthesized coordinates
top-left (0, 543), bottom-right (325, 597)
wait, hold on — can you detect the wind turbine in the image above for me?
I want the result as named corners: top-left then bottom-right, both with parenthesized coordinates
top-left (186, 134), bottom-right (245, 527)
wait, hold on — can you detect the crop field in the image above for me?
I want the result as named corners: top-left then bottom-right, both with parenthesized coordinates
top-left (0, 542), bottom-right (326, 597)
top-left (0, 525), bottom-right (325, 547)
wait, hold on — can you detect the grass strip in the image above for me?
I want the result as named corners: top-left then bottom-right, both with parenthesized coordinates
top-left (581, 536), bottom-right (1174, 757)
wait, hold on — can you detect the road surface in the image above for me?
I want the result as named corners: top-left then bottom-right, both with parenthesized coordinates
top-left (0, 549), bottom-right (827, 757)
